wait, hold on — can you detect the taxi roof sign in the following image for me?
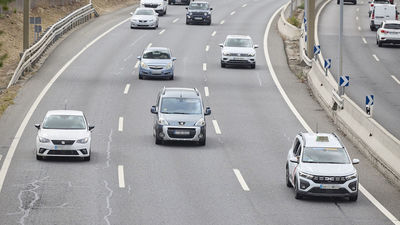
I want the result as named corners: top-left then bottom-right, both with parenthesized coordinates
top-left (316, 136), bottom-right (329, 142)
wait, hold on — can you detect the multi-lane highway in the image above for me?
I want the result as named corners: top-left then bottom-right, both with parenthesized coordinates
top-left (318, 0), bottom-right (400, 139)
top-left (0, 0), bottom-right (399, 224)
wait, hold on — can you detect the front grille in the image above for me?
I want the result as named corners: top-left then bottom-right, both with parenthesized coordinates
top-left (191, 12), bottom-right (205, 16)
top-left (227, 60), bottom-right (249, 64)
top-left (167, 128), bottom-right (196, 138)
top-left (149, 66), bottom-right (164, 70)
top-left (144, 4), bottom-right (158, 8)
top-left (48, 150), bottom-right (79, 155)
top-left (312, 176), bottom-right (347, 184)
top-left (309, 187), bottom-right (349, 194)
top-left (51, 140), bottom-right (75, 145)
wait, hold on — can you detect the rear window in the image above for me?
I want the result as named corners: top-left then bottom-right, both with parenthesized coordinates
top-left (384, 24), bottom-right (400, 29)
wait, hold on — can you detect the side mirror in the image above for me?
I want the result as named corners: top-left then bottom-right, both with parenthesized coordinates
top-left (290, 157), bottom-right (299, 163)
top-left (151, 106), bottom-right (158, 114)
top-left (172, 57), bottom-right (177, 61)
top-left (204, 107), bottom-right (211, 116)
top-left (185, 7), bottom-right (188, 10)
top-left (352, 159), bottom-right (360, 165)
top-left (34, 124), bottom-right (40, 129)
top-left (219, 43), bottom-right (224, 47)
top-left (254, 44), bottom-right (259, 49)
top-left (130, 12), bottom-right (133, 15)
top-left (89, 125), bottom-right (95, 131)
top-left (210, 8), bottom-right (213, 10)
top-left (137, 56), bottom-right (141, 60)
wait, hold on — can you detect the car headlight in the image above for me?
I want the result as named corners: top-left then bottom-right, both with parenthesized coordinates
top-left (248, 53), bottom-right (255, 57)
top-left (38, 136), bottom-right (50, 143)
top-left (195, 118), bottom-right (205, 126)
top-left (299, 171), bottom-right (314, 180)
top-left (204, 12), bottom-right (208, 16)
top-left (189, 12), bottom-right (193, 16)
top-left (140, 61), bottom-right (149, 69)
top-left (345, 173), bottom-right (357, 181)
top-left (158, 118), bottom-right (169, 125)
top-left (223, 52), bottom-right (231, 56)
top-left (76, 137), bottom-right (89, 144)
top-left (165, 62), bottom-right (172, 69)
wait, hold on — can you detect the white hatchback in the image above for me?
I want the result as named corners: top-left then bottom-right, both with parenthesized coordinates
top-left (35, 110), bottom-right (94, 161)
top-left (377, 20), bottom-right (400, 47)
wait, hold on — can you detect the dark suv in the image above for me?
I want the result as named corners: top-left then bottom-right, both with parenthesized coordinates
top-left (186, 1), bottom-right (212, 25)
top-left (151, 87), bottom-right (211, 145)
top-left (337, 0), bottom-right (357, 4)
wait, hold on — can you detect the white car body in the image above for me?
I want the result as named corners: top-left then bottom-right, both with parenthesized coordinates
top-left (370, 4), bottom-right (398, 30)
top-left (35, 110), bottom-right (94, 161)
top-left (140, 0), bottom-right (167, 16)
top-left (219, 35), bottom-right (258, 69)
top-left (377, 20), bottom-right (400, 46)
top-left (286, 133), bottom-right (359, 201)
top-left (368, 0), bottom-right (391, 17)
top-left (130, 8), bottom-right (159, 29)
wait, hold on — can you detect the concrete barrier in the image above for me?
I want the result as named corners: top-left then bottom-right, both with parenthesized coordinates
top-left (277, 2), bottom-right (301, 41)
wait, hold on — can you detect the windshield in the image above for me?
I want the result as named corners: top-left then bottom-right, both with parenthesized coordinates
top-left (160, 98), bottom-right (202, 114)
top-left (302, 147), bottom-right (350, 164)
top-left (42, 115), bottom-right (86, 129)
top-left (135, 9), bottom-right (154, 15)
top-left (189, 3), bottom-right (209, 10)
top-left (225, 38), bottom-right (253, 48)
top-left (143, 50), bottom-right (171, 59)
top-left (384, 24), bottom-right (400, 29)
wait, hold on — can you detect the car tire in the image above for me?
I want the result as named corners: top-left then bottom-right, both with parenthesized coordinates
top-left (294, 177), bottom-right (302, 199)
top-left (286, 165), bottom-right (293, 188)
top-left (139, 74), bottom-right (143, 80)
top-left (207, 21), bottom-right (211, 25)
top-left (198, 137), bottom-right (206, 146)
top-left (84, 155), bottom-right (90, 161)
top-left (169, 75), bottom-right (174, 80)
top-left (337, 0), bottom-right (339, 4)
top-left (370, 25), bottom-right (375, 31)
top-left (186, 20), bottom-right (190, 25)
top-left (36, 154), bottom-right (43, 160)
top-left (251, 63), bottom-right (256, 69)
top-left (221, 62), bottom-right (226, 68)
top-left (349, 193), bottom-right (358, 201)
top-left (378, 41), bottom-right (383, 47)
top-left (155, 138), bottom-right (163, 145)
top-left (353, 1), bottom-right (357, 4)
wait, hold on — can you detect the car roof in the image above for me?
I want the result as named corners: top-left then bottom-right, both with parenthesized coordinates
top-left (301, 133), bottom-right (343, 148)
top-left (226, 35), bottom-right (252, 39)
top-left (45, 110), bottom-right (84, 116)
top-left (146, 47), bottom-right (170, 52)
top-left (162, 87), bottom-right (200, 98)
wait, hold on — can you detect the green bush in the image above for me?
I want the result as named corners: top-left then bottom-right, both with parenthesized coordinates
top-left (299, 3), bottom-right (305, 9)
top-left (0, 53), bottom-right (8, 68)
top-left (288, 16), bottom-right (300, 28)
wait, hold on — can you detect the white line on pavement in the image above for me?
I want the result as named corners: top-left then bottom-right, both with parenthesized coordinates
top-left (358, 26), bottom-right (361, 31)
top-left (118, 165), bottom-right (126, 188)
top-left (205, 45), bottom-right (210, 52)
top-left (172, 18), bottom-right (179, 23)
top-left (372, 54), bottom-right (380, 62)
top-left (0, 16), bottom-right (131, 193)
top-left (212, 120), bottom-right (221, 134)
top-left (124, 84), bottom-right (131, 94)
top-left (220, 20), bottom-right (225, 25)
top-left (356, 16), bottom-right (359, 20)
top-left (146, 43), bottom-right (152, 49)
top-left (242, 3), bottom-right (247, 7)
top-left (204, 87), bottom-right (209, 96)
top-left (135, 60), bottom-right (140, 68)
top-left (230, 11), bottom-right (236, 15)
top-left (391, 75), bottom-right (400, 85)
top-left (159, 29), bottom-right (166, 35)
top-left (233, 169), bottom-right (250, 191)
top-left (118, 117), bottom-right (124, 132)
top-left (265, 5), bottom-right (400, 225)
top-left (356, 8), bottom-right (360, 12)
top-left (211, 31), bottom-right (216, 36)
top-left (203, 63), bottom-right (207, 71)
top-left (362, 37), bottom-right (367, 44)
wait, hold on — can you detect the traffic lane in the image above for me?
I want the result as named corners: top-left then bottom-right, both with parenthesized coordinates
top-left (319, 1), bottom-right (400, 138)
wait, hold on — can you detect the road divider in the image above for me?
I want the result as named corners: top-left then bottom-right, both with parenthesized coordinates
top-left (118, 117), bottom-right (124, 132)
top-left (233, 169), bottom-right (250, 191)
top-left (124, 84), bottom-right (131, 94)
top-left (212, 120), bottom-right (221, 134)
top-left (118, 165), bottom-right (125, 188)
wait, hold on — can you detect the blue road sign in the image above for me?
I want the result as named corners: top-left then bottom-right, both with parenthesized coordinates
top-left (35, 17), bottom-right (41, 24)
top-left (305, 34), bottom-right (307, 42)
top-left (324, 59), bottom-right (332, 69)
top-left (304, 17), bottom-right (307, 24)
top-left (34, 25), bottom-right (42, 33)
top-left (339, 76), bottom-right (349, 87)
top-left (366, 95), bottom-right (374, 106)
top-left (314, 45), bottom-right (321, 55)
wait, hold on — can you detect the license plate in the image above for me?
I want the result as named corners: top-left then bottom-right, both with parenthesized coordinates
top-left (194, 17), bottom-right (203, 20)
top-left (320, 184), bottom-right (340, 190)
top-left (176, 0), bottom-right (181, 2)
top-left (175, 131), bottom-right (190, 135)
top-left (54, 145), bottom-right (67, 150)
top-left (152, 70), bottom-right (162, 75)
top-left (233, 57), bottom-right (245, 60)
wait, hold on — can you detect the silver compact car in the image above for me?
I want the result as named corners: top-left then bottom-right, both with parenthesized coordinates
top-left (151, 87), bottom-right (211, 145)
top-left (130, 8), bottom-right (159, 29)
top-left (35, 110), bottom-right (94, 161)
top-left (286, 133), bottom-right (359, 201)
top-left (220, 35), bottom-right (258, 69)
top-left (138, 47), bottom-right (176, 80)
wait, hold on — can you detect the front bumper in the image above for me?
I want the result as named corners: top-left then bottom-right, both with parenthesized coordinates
top-left (139, 67), bottom-right (174, 78)
top-left (131, 21), bottom-right (157, 28)
top-left (155, 124), bottom-right (205, 142)
top-left (296, 177), bottom-right (358, 198)
top-left (186, 15), bottom-right (211, 23)
top-left (221, 55), bottom-right (256, 66)
top-left (36, 141), bottom-right (90, 158)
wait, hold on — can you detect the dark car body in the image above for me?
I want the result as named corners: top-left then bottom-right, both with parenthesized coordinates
top-left (169, 0), bottom-right (190, 5)
top-left (186, 1), bottom-right (212, 25)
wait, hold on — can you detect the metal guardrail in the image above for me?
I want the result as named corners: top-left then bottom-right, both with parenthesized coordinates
top-left (7, 3), bottom-right (98, 88)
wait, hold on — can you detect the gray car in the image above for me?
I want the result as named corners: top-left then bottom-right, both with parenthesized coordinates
top-left (130, 8), bottom-right (159, 29)
top-left (151, 87), bottom-right (211, 145)
top-left (138, 47), bottom-right (176, 80)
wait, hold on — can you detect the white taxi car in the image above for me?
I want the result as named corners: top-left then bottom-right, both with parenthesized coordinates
top-left (376, 20), bottom-right (400, 47)
top-left (286, 133), bottom-right (359, 201)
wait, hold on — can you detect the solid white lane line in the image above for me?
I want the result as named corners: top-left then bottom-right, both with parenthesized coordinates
top-left (220, 20), bottom-right (225, 25)
top-left (230, 11), bottom-right (236, 15)
top-left (265, 5), bottom-right (400, 225)
top-left (0, 16), bottom-right (131, 193)
top-left (118, 165), bottom-right (126, 188)
top-left (242, 3), bottom-right (247, 7)
top-left (358, 26), bottom-right (361, 31)
top-left (233, 169), bottom-right (250, 191)
top-left (172, 18), bottom-right (179, 23)
top-left (372, 54), bottom-right (380, 62)
top-left (362, 37), bottom-right (367, 44)
top-left (211, 31), bottom-right (216, 36)
top-left (391, 75), bottom-right (400, 85)
top-left (205, 45), bottom-right (210, 52)
top-left (146, 43), bottom-right (152, 49)
top-left (203, 63), bottom-right (207, 71)
top-left (118, 117), bottom-right (124, 132)
top-left (135, 60), bottom-right (140, 68)
top-left (204, 87), bottom-right (209, 97)
top-left (159, 29), bottom-right (166, 35)
top-left (212, 120), bottom-right (221, 134)
top-left (356, 16), bottom-right (359, 20)
top-left (124, 84), bottom-right (131, 94)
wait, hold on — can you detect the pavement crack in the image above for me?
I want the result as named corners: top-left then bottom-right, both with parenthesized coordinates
top-left (103, 180), bottom-right (113, 225)
top-left (104, 129), bottom-right (113, 169)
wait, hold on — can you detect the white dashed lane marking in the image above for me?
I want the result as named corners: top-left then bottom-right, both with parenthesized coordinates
top-left (233, 169), bottom-right (250, 191)
top-left (124, 84), bottom-right (131, 94)
top-left (372, 54), bottom-right (380, 62)
top-left (205, 45), bottom-right (210, 52)
top-left (358, 26), bottom-right (361, 31)
top-left (204, 87), bottom-right (209, 97)
top-left (118, 165), bottom-right (126, 188)
top-left (391, 75), bottom-right (400, 85)
top-left (230, 11), bottom-right (236, 15)
top-left (172, 18), bottom-right (179, 23)
top-left (211, 31), bottom-right (216, 36)
top-left (212, 120), bottom-right (221, 134)
top-left (203, 63), bottom-right (207, 71)
top-left (118, 117), bottom-right (124, 132)
top-left (242, 3), bottom-right (247, 7)
top-left (146, 43), bottom-right (152, 49)
top-left (362, 37), bottom-right (367, 44)
top-left (356, 16), bottom-right (359, 20)
top-left (220, 20), bottom-right (225, 25)
top-left (159, 29), bottom-right (166, 35)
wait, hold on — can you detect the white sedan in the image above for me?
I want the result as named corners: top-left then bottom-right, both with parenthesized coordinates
top-left (35, 110), bottom-right (94, 161)
top-left (219, 35), bottom-right (258, 69)
top-left (376, 20), bottom-right (400, 47)
top-left (130, 8), bottom-right (159, 29)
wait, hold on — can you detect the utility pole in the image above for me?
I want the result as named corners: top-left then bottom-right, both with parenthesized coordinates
top-left (306, 0), bottom-right (315, 59)
top-left (339, 0), bottom-right (344, 95)
top-left (23, 0), bottom-right (29, 51)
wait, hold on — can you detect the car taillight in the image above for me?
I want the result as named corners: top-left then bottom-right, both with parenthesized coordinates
top-left (372, 12), bottom-right (375, 19)
top-left (381, 29), bottom-right (388, 33)
top-left (371, 3), bottom-right (374, 7)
